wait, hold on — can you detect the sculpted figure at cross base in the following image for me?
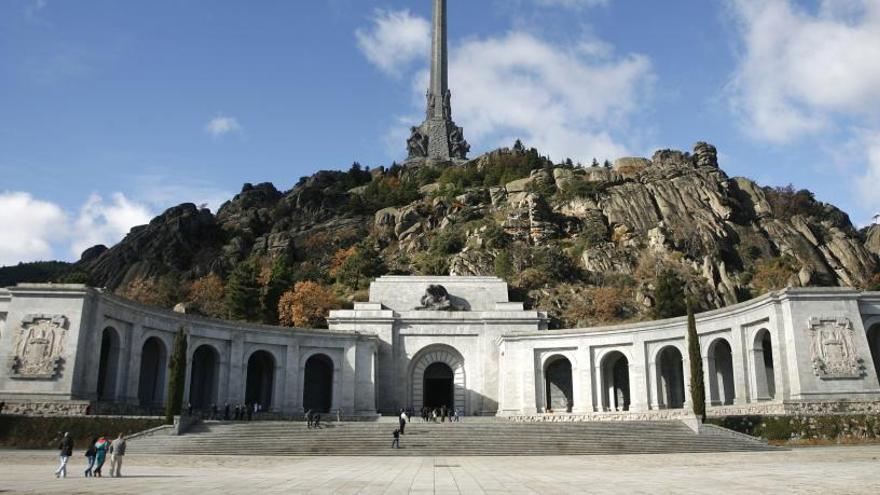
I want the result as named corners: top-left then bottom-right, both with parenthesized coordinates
top-left (449, 125), bottom-right (470, 160)
top-left (407, 127), bottom-right (429, 159)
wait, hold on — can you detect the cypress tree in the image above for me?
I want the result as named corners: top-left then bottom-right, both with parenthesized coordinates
top-left (165, 327), bottom-right (188, 425)
top-left (686, 301), bottom-right (706, 422)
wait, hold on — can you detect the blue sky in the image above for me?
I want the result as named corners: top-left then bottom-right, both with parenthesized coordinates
top-left (1, 0), bottom-right (879, 266)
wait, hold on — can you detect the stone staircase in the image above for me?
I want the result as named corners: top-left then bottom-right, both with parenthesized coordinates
top-left (128, 418), bottom-right (775, 456)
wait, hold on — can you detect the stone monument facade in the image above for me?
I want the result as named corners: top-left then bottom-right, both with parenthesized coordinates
top-left (407, 0), bottom-right (470, 163)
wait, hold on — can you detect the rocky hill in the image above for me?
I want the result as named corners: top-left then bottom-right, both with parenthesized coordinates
top-left (5, 142), bottom-right (880, 328)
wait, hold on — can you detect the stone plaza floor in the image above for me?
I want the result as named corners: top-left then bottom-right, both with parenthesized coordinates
top-left (1, 446), bottom-right (879, 494)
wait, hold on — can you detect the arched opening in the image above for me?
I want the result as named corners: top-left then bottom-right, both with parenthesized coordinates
top-left (708, 339), bottom-right (735, 406)
top-left (96, 327), bottom-right (121, 400)
top-left (246, 351), bottom-right (275, 410)
top-left (601, 352), bottom-right (630, 412)
top-left (657, 346), bottom-right (685, 409)
top-left (866, 324), bottom-right (880, 384)
top-left (423, 362), bottom-right (454, 410)
top-left (544, 356), bottom-right (573, 413)
top-left (138, 337), bottom-right (167, 407)
top-left (410, 346), bottom-right (466, 414)
top-left (753, 329), bottom-right (776, 401)
top-left (189, 345), bottom-right (220, 409)
top-left (303, 354), bottom-right (334, 413)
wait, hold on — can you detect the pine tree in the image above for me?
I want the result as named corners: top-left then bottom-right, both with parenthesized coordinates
top-left (591, 158), bottom-right (600, 168)
top-left (653, 269), bottom-right (687, 319)
top-left (261, 258), bottom-right (294, 324)
top-left (165, 327), bottom-right (188, 425)
top-left (225, 260), bottom-right (262, 322)
top-left (686, 301), bottom-right (706, 422)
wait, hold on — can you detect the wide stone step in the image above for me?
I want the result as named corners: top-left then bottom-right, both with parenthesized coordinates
top-left (128, 419), bottom-right (773, 456)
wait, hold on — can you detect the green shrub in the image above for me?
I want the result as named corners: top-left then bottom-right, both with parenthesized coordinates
top-left (0, 416), bottom-right (164, 449)
top-left (709, 414), bottom-right (880, 443)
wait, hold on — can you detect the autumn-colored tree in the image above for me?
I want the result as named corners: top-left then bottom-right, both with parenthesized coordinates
top-left (592, 286), bottom-right (630, 322)
top-left (187, 274), bottom-right (226, 318)
top-left (332, 245), bottom-right (386, 290)
top-left (277, 281), bottom-right (341, 329)
top-left (117, 274), bottom-right (184, 308)
top-left (752, 256), bottom-right (797, 295)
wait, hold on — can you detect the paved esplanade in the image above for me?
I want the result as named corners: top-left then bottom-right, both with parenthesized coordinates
top-left (2, 447), bottom-right (879, 494)
top-left (406, 0), bottom-right (469, 163)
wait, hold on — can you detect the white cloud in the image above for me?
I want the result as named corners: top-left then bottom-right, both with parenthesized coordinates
top-left (0, 191), bottom-right (153, 266)
top-left (205, 115), bottom-right (242, 138)
top-left (355, 9), bottom-right (431, 76)
top-left (0, 192), bottom-right (67, 266)
top-left (362, 11), bottom-right (654, 163)
top-left (70, 193), bottom-right (153, 258)
top-left (729, 0), bottom-right (880, 143)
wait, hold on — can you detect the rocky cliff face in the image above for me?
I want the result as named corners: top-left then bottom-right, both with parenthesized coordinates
top-left (65, 142), bottom-right (878, 326)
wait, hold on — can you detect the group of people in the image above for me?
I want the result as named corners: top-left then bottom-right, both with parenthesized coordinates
top-left (54, 432), bottom-right (126, 479)
top-left (391, 406), bottom-right (463, 448)
top-left (419, 405), bottom-right (461, 423)
top-left (186, 402), bottom-right (265, 421)
top-left (305, 410), bottom-right (323, 429)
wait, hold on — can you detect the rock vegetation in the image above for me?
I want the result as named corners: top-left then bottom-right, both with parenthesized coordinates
top-left (4, 143), bottom-right (877, 328)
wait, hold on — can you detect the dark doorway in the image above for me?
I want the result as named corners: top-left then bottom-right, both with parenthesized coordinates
top-left (423, 362), bottom-right (454, 409)
top-left (545, 356), bottom-right (573, 413)
top-left (869, 325), bottom-right (880, 384)
top-left (138, 337), bottom-right (167, 407)
top-left (97, 327), bottom-right (120, 400)
top-left (189, 345), bottom-right (219, 409)
top-left (658, 346), bottom-right (685, 409)
top-left (303, 354), bottom-right (333, 413)
top-left (246, 351), bottom-right (275, 410)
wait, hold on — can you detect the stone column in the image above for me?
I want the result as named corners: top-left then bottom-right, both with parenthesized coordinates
top-left (732, 326), bottom-right (749, 405)
top-left (575, 345), bottom-right (593, 414)
top-left (629, 341), bottom-right (649, 412)
top-left (123, 323), bottom-right (144, 405)
top-left (115, 323), bottom-right (134, 404)
top-left (226, 334), bottom-right (243, 405)
top-left (341, 342), bottom-right (357, 415)
top-left (284, 342), bottom-right (300, 414)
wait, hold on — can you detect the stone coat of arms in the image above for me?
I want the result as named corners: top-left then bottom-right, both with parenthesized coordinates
top-left (11, 314), bottom-right (68, 380)
top-left (808, 317), bottom-right (864, 379)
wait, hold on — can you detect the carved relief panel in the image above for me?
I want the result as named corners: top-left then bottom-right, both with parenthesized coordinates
top-left (808, 317), bottom-right (864, 380)
top-left (10, 314), bottom-right (68, 380)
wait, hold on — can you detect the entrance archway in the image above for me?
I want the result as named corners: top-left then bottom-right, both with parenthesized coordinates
top-left (410, 345), bottom-right (466, 414)
top-left (138, 337), bottom-right (167, 407)
top-left (544, 355), bottom-right (573, 413)
top-left (303, 354), bottom-right (334, 413)
top-left (753, 329), bottom-right (776, 400)
top-left (867, 324), bottom-right (880, 384)
top-left (601, 351), bottom-right (630, 412)
top-left (657, 346), bottom-right (685, 409)
top-left (708, 339), bottom-right (735, 405)
top-left (423, 362), bottom-right (454, 409)
top-left (97, 327), bottom-right (121, 400)
top-left (189, 345), bottom-right (220, 409)
top-left (246, 351), bottom-right (276, 410)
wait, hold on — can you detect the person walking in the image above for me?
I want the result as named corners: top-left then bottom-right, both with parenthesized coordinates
top-left (54, 432), bottom-right (74, 478)
top-left (391, 428), bottom-right (400, 449)
top-left (314, 413), bottom-right (321, 429)
top-left (224, 402), bottom-right (230, 421)
top-left (306, 409), bottom-right (313, 429)
top-left (441, 405), bottom-right (447, 423)
top-left (246, 404), bottom-right (253, 421)
top-left (108, 433), bottom-right (126, 478)
top-left (92, 436), bottom-right (110, 477)
top-left (83, 437), bottom-right (98, 477)
top-left (399, 410), bottom-right (408, 435)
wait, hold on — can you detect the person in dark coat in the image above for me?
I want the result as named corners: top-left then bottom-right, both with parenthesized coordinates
top-left (306, 409), bottom-right (313, 429)
top-left (54, 432), bottom-right (74, 478)
top-left (246, 404), bottom-right (253, 421)
top-left (83, 436), bottom-right (98, 477)
top-left (391, 428), bottom-right (400, 449)
top-left (314, 414), bottom-right (321, 429)
top-left (224, 403), bottom-right (230, 421)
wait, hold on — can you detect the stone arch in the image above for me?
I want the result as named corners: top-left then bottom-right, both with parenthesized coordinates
top-left (97, 326), bottom-right (121, 400)
top-left (867, 323), bottom-right (880, 385)
top-left (544, 355), bottom-right (573, 413)
top-left (138, 336), bottom-right (168, 407)
top-left (410, 345), bottom-right (466, 414)
top-left (656, 345), bottom-right (685, 409)
top-left (245, 350), bottom-right (276, 410)
top-left (753, 329), bottom-right (776, 401)
top-left (707, 338), bottom-right (736, 406)
top-left (600, 351), bottom-right (630, 412)
top-left (303, 353), bottom-right (334, 414)
top-left (189, 344), bottom-right (221, 409)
